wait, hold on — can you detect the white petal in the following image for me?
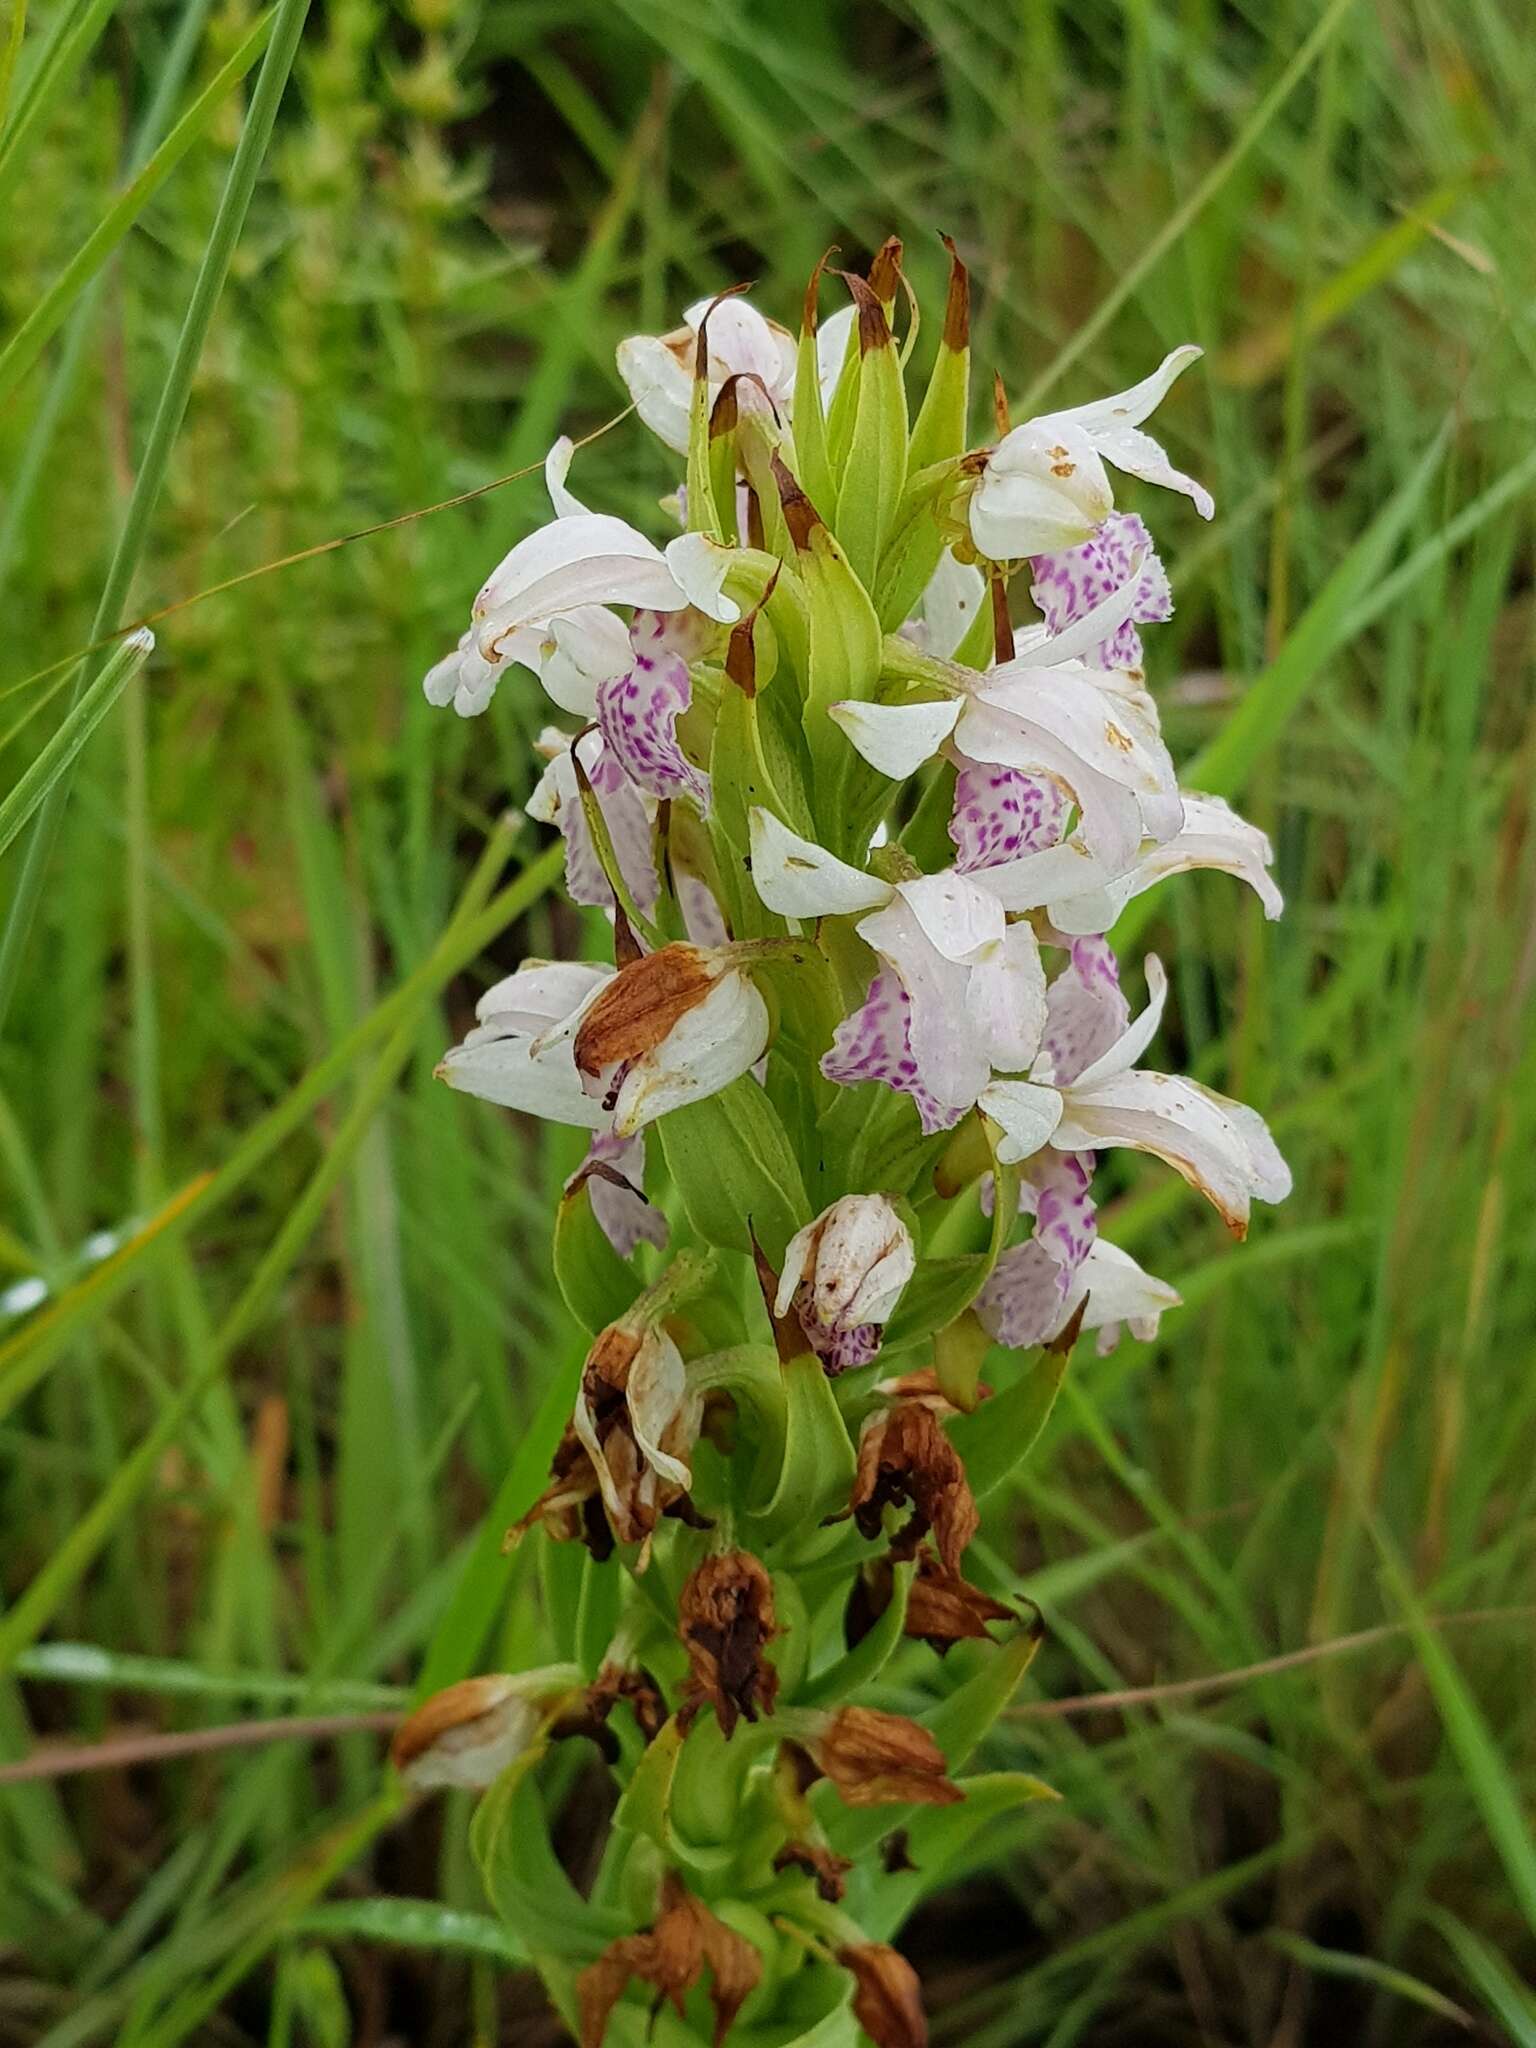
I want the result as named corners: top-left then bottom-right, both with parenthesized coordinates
top-left (612, 971), bottom-right (770, 1134)
top-left (1068, 956), bottom-right (1168, 1090)
top-left (1054, 1238), bottom-right (1181, 1342)
top-left (749, 809), bottom-right (890, 918)
top-left (978, 1079), bottom-right (1065, 1163)
top-left (544, 435), bottom-right (589, 519)
top-left (816, 304), bottom-right (858, 405)
top-left (970, 836), bottom-right (1117, 916)
top-left (966, 921), bottom-right (1048, 1072)
top-left (1007, 563), bottom-right (1152, 670)
top-left (540, 606), bottom-right (633, 717)
top-left (919, 552), bottom-right (986, 660)
top-left (1066, 793), bottom-right (1282, 927)
top-left (830, 697), bottom-right (961, 780)
top-left (615, 333), bottom-right (693, 453)
top-left (475, 514), bottom-right (687, 640)
top-left (895, 871), bottom-right (1005, 963)
top-left (857, 896), bottom-right (989, 1112)
top-left (626, 1330), bottom-right (694, 1488)
top-left (1051, 346), bottom-right (1204, 437)
top-left (474, 959), bottom-right (611, 1032)
top-left (438, 1032), bottom-right (608, 1129)
top-left (662, 533), bottom-right (743, 624)
top-left (774, 1218), bottom-right (818, 1317)
top-left (684, 295), bottom-right (795, 399)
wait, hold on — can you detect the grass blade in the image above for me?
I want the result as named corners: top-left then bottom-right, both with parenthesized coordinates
top-left (0, 630), bottom-right (152, 859)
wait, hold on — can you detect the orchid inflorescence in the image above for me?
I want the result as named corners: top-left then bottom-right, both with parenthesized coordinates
top-left (397, 237), bottom-right (1289, 2048)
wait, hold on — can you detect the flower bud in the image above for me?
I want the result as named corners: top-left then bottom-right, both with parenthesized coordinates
top-left (837, 1942), bottom-right (929, 2048)
top-left (775, 1195), bottom-right (916, 1374)
top-left (678, 1549), bottom-right (780, 1738)
top-left (389, 1668), bottom-right (578, 1791)
top-left (568, 943), bottom-right (769, 1135)
top-left (809, 1705), bottom-right (961, 1808)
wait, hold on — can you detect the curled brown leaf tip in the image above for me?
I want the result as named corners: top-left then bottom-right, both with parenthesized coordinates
top-left (811, 1705), bottom-right (962, 1807)
top-left (769, 451), bottom-right (821, 549)
top-left (679, 1549), bottom-right (780, 1737)
top-left (724, 562), bottom-right (781, 699)
top-left (866, 235), bottom-right (904, 306)
top-left (711, 370), bottom-right (782, 440)
top-left (772, 1839), bottom-right (853, 1902)
top-left (939, 232), bottom-right (970, 351)
top-left (694, 282), bottom-right (754, 381)
top-left (851, 1400), bottom-right (978, 1577)
top-left (838, 269), bottom-right (893, 355)
top-left (577, 1874), bottom-right (762, 2048)
top-left (802, 245), bottom-right (841, 334)
top-left (837, 1943), bottom-right (929, 2048)
top-left (992, 368), bottom-right (1012, 437)
top-left (573, 944), bottom-right (716, 1078)
top-left (989, 566), bottom-right (1013, 667)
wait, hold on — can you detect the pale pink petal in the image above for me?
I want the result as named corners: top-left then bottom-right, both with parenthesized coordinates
top-left (856, 896), bottom-right (992, 1111)
top-left (1038, 939), bottom-right (1130, 1086)
top-left (527, 731), bottom-right (659, 916)
top-left (821, 971), bottom-right (963, 1136)
top-left (572, 1131), bottom-right (668, 1258)
top-left (974, 1241), bottom-right (1073, 1349)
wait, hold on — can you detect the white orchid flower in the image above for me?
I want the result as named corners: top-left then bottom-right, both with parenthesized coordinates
top-left (775, 1194), bottom-right (917, 1373)
top-left (748, 810), bottom-right (1047, 1134)
top-left (977, 954), bottom-right (1291, 1238)
top-left (528, 726), bottom-right (659, 917)
top-left (970, 347), bottom-right (1214, 562)
top-left (616, 292), bottom-right (856, 454)
top-left (437, 959), bottom-right (613, 1128)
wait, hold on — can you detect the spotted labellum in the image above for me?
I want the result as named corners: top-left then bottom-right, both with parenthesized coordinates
top-left (408, 236), bottom-right (1289, 2046)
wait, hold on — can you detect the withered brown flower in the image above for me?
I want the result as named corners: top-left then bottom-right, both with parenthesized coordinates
top-left (390, 1671), bottom-right (575, 1792)
top-left (573, 944), bottom-right (718, 1083)
top-left (576, 1873), bottom-right (761, 2048)
top-left (904, 1548), bottom-right (1017, 1655)
top-left (679, 1550), bottom-right (780, 1738)
top-left (505, 1421), bottom-right (611, 1559)
top-left (585, 1661), bottom-right (669, 1745)
top-left (771, 1839), bottom-right (853, 1902)
top-left (851, 1399), bottom-right (978, 1576)
top-left (837, 1942), bottom-right (928, 2048)
top-left (810, 1706), bottom-right (962, 1808)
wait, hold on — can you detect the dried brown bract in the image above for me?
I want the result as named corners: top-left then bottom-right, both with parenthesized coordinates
top-left (904, 1547), bottom-right (1017, 1655)
top-left (679, 1550), bottom-right (780, 1738)
top-left (851, 1400), bottom-right (978, 1576)
top-left (576, 1873), bottom-right (761, 2048)
top-left (837, 1942), bottom-right (928, 2048)
top-left (811, 1706), bottom-right (962, 1808)
top-left (505, 1422), bottom-right (611, 1560)
top-left (771, 1838), bottom-right (853, 1902)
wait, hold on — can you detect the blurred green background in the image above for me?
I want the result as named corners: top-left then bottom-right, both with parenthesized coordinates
top-left (2, 0), bottom-right (1535, 2040)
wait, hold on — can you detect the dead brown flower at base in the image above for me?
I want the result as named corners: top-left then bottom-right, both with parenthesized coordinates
top-left (505, 1422), bottom-right (612, 1559)
top-left (576, 1874), bottom-right (761, 2048)
top-left (851, 1400), bottom-right (977, 1576)
top-left (811, 1706), bottom-right (962, 1808)
top-left (771, 1839), bottom-right (853, 1902)
top-left (679, 1550), bottom-right (779, 1737)
top-left (585, 1662), bottom-right (669, 1745)
top-left (837, 1942), bottom-right (928, 2048)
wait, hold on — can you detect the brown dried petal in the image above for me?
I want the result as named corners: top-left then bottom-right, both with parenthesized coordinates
top-left (866, 235), bottom-right (904, 305)
top-left (840, 269), bottom-right (892, 355)
top-left (505, 1423), bottom-right (608, 1557)
top-left (586, 1662), bottom-right (669, 1745)
top-left (838, 1943), bottom-right (928, 2048)
top-left (904, 1549), bottom-right (1016, 1655)
top-left (769, 451), bottom-right (821, 549)
top-left (812, 1706), bottom-right (962, 1808)
top-left (939, 233), bottom-right (970, 352)
top-left (572, 944), bottom-right (717, 1079)
top-left (679, 1550), bottom-right (779, 1738)
top-left (851, 1403), bottom-right (978, 1577)
top-left (772, 1839), bottom-right (852, 1902)
top-left (390, 1675), bottom-right (537, 1790)
top-left (576, 1876), bottom-right (761, 2048)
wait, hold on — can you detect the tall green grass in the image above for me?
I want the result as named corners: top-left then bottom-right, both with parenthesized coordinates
top-left (1, 0), bottom-right (1533, 2040)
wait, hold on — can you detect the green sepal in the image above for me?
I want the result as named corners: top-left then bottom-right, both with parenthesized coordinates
top-left (688, 1343), bottom-right (788, 1510)
top-left (576, 1547), bottom-right (622, 1675)
top-left (789, 514), bottom-right (884, 855)
top-left (833, 289), bottom-right (908, 589)
top-left (552, 1177), bottom-right (647, 1335)
top-left (947, 1327), bottom-right (1074, 1499)
top-left (656, 1076), bottom-right (811, 1266)
top-left (686, 325), bottom-right (722, 540)
top-left (610, 1714), bottom-right (684, 1854)
top-left (709, 669), bottom-right (813, 938)
top-left (907, 269), bottom-right (970, 475)
top-left (747, 1353), bottom-right (856, 1547)
top-left (951, 583), bottom-right (995, 669)
top-left (795, 1559), bottom-right (913, 1708)
top-left (872, 457), bottom-right (966, 633)
top-left (792, 316), bottom-right (836, 518)
top-left (471, 1746), bottom-right (628, 1959)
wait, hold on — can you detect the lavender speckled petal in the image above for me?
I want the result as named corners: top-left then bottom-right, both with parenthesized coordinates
top-left (596, 614), bottom-right (711, 815)
top-left (801, 1311), bottom-right (883, 1377)
top-left (572, 1130), bottom-right (668, 1259)
top-left (948, 758), bottom-right (1069, 874)
top-left (535, 734), bottom-right (660, 916)
top-left (1028, 512), bottom-right (1173, 672)
top-left (821, 970), bottom-right (965, 1137)
top-left (1039, 938), bottom-right (1129, 1085)
top-left (1027, 1150), bottom-right (1098, 1274)
top-left (974, 1241), bottom-right (1074, 1349)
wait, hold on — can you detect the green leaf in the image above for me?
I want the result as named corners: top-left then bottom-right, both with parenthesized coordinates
top-left (471, 1748), bottom-right (628, 1960)
top-left (864, 1772), bottom-right (1060, 1940)
top-left (611, 1716), bottom-right (685, 1854)
top-left (656, 1076), bottom-right (811, 1266)
top-left (948, 1338), bottom-right (1072, 1501)
top-left (552, 1177), bottom-right (645, 1335)
top-left (292, 1899), bottom-right (526, 1966)
top-left (748, 1354), bottom-right (856, 1544)
top-left (795, 1561), bottom-right (913, 1708)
